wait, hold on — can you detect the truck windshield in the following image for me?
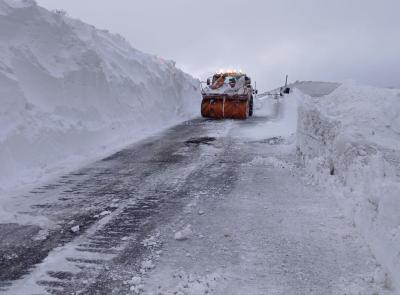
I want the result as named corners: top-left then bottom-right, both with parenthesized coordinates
top-left (224, 76), bottom-right (236, 83)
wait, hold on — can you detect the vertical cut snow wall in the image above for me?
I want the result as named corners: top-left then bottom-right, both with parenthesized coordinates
top-left (0, 0), bottom-right (201, 192)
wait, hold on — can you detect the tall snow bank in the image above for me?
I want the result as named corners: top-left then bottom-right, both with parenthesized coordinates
top-left (297, 82), bottom-right (400, 290)
top-left (0, 0), bottom-right (200, 193)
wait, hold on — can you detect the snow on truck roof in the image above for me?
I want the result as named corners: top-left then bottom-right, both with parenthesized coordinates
top-left (214, 70), bottom-right (246, 76)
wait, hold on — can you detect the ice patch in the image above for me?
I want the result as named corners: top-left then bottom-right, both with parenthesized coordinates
top-left (70, 225), bottom-right (80, 233)
top-left (99, 210), bottom-right (111, 216)
top-left (174, 224), bottom-right (193, 241)
top-left (32, 228), bottom-right (49, 241)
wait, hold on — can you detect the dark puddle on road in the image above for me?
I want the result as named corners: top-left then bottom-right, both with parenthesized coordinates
top-left (247, 136), bottom-right (285, 145)
top-left (185, 137), bottom-right (216, 146)
top-left (262, 136), bottom-right (285, 145)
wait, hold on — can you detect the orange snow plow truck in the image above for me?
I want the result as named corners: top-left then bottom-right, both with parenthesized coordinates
top-left (201, 71), bottom-right (257, 119)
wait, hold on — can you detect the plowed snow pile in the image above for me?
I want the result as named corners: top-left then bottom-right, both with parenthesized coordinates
top-left (0, 0), bottom-right (200, 193)
top-left (297, 82), bottom-right (400, 289)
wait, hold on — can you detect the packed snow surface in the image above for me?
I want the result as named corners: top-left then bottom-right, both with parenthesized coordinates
top-left (297, 82), bottom-right (400, 290)
top-left (0, 0), bottom-right (200, 195)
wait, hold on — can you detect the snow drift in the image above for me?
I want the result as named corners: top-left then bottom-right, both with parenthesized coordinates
top-left (0, 0), bottom-right (200, 193)
top-left (297, 82), bottom-right (400, 290)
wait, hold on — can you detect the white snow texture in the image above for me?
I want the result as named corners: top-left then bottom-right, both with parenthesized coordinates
top-left (1, 0), bottom-right (400, 291)
top-left (0, 0), bottom-right (200, 193)
top-left (296, 82), bottom-right (400, 290)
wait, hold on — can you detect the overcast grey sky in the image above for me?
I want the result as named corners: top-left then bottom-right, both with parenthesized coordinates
top-left (36, 0), bottom-right (400, 91)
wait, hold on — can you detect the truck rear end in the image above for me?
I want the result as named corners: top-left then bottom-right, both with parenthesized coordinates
top-left (201, 71), bottom-right (256, 120)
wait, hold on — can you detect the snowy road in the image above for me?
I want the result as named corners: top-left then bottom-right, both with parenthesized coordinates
top-left (0, 90), bottom-right (392, 294)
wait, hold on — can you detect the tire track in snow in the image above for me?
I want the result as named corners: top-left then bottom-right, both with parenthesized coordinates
top-left (1, 119), bottom-right (235, 294)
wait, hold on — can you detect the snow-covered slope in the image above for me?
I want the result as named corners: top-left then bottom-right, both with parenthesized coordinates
top-left (0, 0), bottom-right (201, 193)
top-left (297, 82), bottom-right (400, 290)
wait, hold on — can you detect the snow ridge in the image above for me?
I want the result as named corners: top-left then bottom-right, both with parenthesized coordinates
top-left (0, 0), bottom-right (201, 193)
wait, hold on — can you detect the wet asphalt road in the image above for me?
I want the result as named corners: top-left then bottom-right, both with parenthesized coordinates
top-left (0, 118), bottom-right (248, 294)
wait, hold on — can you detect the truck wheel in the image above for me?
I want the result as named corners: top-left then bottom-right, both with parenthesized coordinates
top-left (249, 96), bottom-right (254, 117)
